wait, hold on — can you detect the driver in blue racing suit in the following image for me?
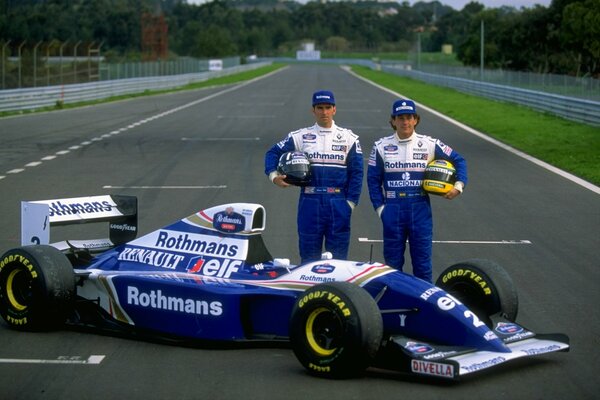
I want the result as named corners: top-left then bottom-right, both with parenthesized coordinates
top-left (265, 90), bottom-right (363, 263)
top-left (367, 99), bottom-right (467, 282)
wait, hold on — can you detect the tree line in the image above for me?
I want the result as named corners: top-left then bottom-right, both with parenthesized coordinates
top-left (1, 0), bottom-right (598, 77)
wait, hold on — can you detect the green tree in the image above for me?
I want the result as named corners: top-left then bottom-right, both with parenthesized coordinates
top-left (454, 3), bottom-right (486, 67)
top-left (0, 0), bottom-right (596, 77)
top-left (561, 0), bottom-right (600, 75)
top-left (192, 25), bottom-right (238, 57)
top-left (325, 36), bottom-right (349, 52)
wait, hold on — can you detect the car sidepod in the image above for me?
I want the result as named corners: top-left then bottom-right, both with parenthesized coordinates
top-left (75, 269), bottom-right (298, 341)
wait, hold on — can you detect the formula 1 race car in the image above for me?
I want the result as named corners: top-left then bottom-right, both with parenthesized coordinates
top-left (0, 196), bottom-right (569, 380)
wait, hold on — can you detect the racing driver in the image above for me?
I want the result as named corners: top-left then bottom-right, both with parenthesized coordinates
top-left (367, 99), bottom-right (467, 282)
top-left (265, 90), bottom-right (363, 263)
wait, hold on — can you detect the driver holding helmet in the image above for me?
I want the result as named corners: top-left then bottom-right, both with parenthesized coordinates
top-left (367, 99), bottom-right (467, 282)
top-left (265, 90), bottom-right (363, 264)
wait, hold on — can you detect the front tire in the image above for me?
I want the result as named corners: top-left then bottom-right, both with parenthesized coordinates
top-left (0, 245), bottom-right (75, 330)
top-left (289, 282), bottom-right (383, 379)
top-left (435, 259), bottom-right (518, 326)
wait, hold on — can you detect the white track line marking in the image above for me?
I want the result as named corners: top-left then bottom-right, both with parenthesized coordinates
top-left (216, 115), bottom-right (276, 119)
top-left (237, 102), bottom-right (284, 105)
top-left (0, 355), bottom-right (105, 365)
top-left (2, 67), bottom-right (285, 179)
top-left (358, 238), bottom-right (532, 245)
top-left (181, 137), bottom-right (260, 141)
top-left (103, 185), bottom-right (227, 189)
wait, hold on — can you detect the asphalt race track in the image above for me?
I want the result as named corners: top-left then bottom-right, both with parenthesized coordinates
top-left (0, 65), bottom-right (598, 399)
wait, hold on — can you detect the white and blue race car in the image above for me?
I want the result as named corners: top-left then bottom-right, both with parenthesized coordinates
top-left (0, 196), bottom-right (569, 380)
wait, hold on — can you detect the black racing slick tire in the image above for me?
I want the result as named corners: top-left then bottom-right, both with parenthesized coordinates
top-left (289, 282), bottom-right (383, 379)
top-left (0, 245), bottom-right (75, 331)
top-left (435, 259), bottom-right (518, 326)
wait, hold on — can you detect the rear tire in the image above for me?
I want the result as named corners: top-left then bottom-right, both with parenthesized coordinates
top-left (435, 259), bottom-right (518, 326)
top-left (0, 245), bottom-right (75, 330)
top-left (289, 282), bottom-right (383, 379)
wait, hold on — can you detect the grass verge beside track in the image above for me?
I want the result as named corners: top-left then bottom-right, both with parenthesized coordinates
top-left (350, 65), bottom-right (600, 187)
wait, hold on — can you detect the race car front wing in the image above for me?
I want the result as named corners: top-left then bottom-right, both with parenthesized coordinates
top-left (374, 330), bottom-right (569, 380)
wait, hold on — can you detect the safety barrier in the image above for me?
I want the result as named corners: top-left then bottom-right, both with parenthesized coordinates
top-left (0, 63), bottom-right (269, 113)
top-left (381, 65), bottom-right (600, 126)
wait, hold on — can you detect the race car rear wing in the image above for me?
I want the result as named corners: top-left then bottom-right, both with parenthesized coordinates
top-left (21, 195), bottom-right (137, 251)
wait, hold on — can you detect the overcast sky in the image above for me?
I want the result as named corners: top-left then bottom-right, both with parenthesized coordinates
top-left (185, 0), bottom-right (553, 10)
top-left (433, 0), bottom-right (551, 8)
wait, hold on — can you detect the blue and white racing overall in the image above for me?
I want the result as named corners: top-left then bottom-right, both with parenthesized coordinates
top-left (265, 122), bottom-right (363, 263)
top-left (367, 132), bottom-right (467, 282)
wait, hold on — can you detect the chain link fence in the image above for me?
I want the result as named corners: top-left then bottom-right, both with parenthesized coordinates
top-left (0, 40), bottom-right (242, 90)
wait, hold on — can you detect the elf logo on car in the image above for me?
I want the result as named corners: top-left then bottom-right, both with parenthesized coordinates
top-left (437, 294), bottom-right (462, 311)
top-left (437, 294), bottom-right (487, 329)
top-left (127, 286), bottom-right (223, 316)
top-left (411, 360), bottom-right (454, 378)
top-left (186, 256), bottom-right (242, 278)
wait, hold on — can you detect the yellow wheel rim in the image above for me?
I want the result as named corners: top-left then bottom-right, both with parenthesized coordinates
top-left (6, 269), bottom-right (27, 311)
top-left (306, 307), bottom-right (336, 356)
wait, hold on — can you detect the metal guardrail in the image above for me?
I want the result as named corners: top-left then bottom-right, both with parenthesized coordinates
top-left (381, 65), bottom-right (600, 126)
top-left (0, 63), bottom-right (270, 113)
top-left (2, 59), bottom-right (598, 126)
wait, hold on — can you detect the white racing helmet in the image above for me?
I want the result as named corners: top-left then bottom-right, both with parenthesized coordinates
top-left (423, 160), bottom-right (456, 195)
top-left (277, 151), bottom-right (312, 186)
